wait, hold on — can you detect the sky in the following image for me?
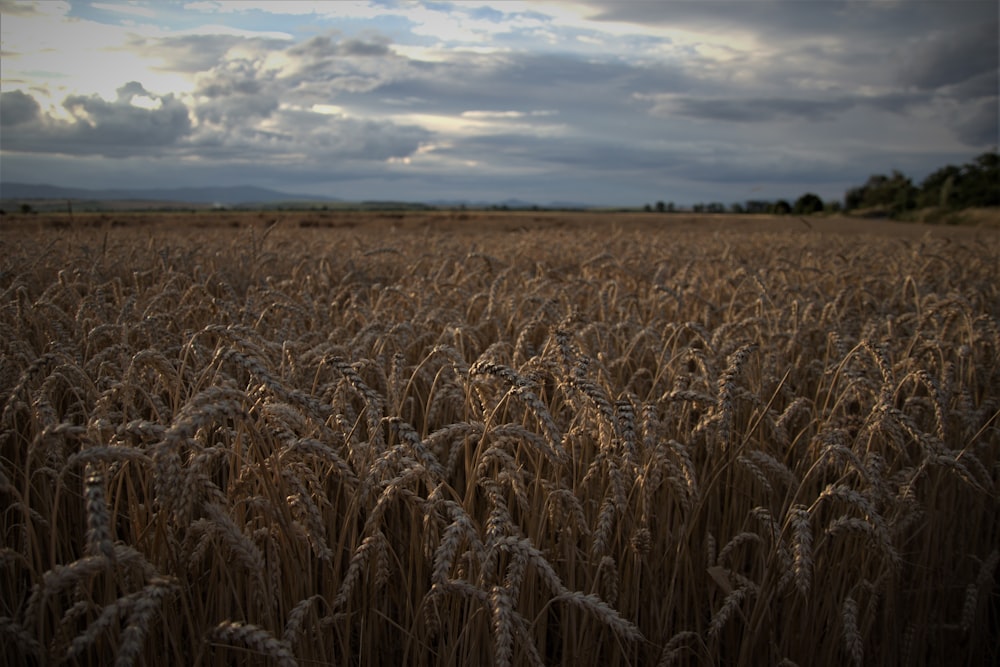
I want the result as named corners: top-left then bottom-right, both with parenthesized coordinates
top-left (1, 0), bottom-right (997, 207)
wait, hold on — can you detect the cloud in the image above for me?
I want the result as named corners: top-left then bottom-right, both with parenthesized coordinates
top-left (279, 34), bottom-right (408, 95)
top-left (132, 33), bottom-right (278, 73)
top-left (953, 97), bottom-right (1000, 147)
top-left (2, 83), bottom-right (192, 157)
top-left (579, 1), bottom-right (998, 98)
top-left (899, 21), bottom-right (999, 91)
top-left (185, 105), bottom-right (431, 164)
top-left (91, 2), bottom-right (157, 19)
top-left (646, 91), bottom-right (933, 124)
top-left (579, 0), bottom-right (995, 41)
top-left (0, 0), bottom-right (70, 18)
top-left (2, 0), bottom-right (996, 205)
top-left (654, 96), bottom-right (854, 123)
top-left (191, 57), bottom-right (279, 127)
top-left (2, 24), bottom-right (433, 168)
top-left (0, 90), bottom-right (41, 126)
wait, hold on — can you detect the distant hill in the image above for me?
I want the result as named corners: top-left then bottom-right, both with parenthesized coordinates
top-left (427, 198), bottom-right (593, 210)
top-left (0, 182), bottom-right (595, 211)
top-left (0, 182), bottom-right (337, 206)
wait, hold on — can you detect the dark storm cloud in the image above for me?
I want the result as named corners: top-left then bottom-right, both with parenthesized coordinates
top-left (195, 56), bottom-right (267, 98)
top-left (446, 129), bottom-right (857, 186)
top-left (289, 34), bottom-right (392, 59)
top-left (900, 20), bottom-right (999, 91)
top-left (191, 59), bottom-right (279, 125)
top-left (195, 92), bottom-right (279, 125)
top-left (340, 38), bottom-right (393, 57)
top-left (568, 1), bottom-right (997, 150)
top-left (581, 0), bottom-right (998, 104)
top-left (370, 50), bottom-right (693, 123)
top-left (0, 89), bottom-right (41, 125)
top-left (949, 72), bottom-right (1000, 101)
top-left (2, 26), bottom-right (431, 166)
top-left (198, 108), bottom-right (431, 162)
top-left (288, 34), bottom-right (343, 58)
top-left (953, 98), bottom-right (1000, 147)
top-left (655, 91), bottom-right (930, 124)
top-left (2, 83), bottom-right (192, 157)
top-left (581, 0), bottom-right (995, 42)
top-left (440, 132), bottom-right (659, 170)
top-left (663, 96), bottom-right (854, 123)
top-left (59, 89), bottom-right (191, 151)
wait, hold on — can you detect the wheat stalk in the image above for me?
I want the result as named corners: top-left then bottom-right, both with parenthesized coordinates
top-left (207, 620), bottom-right (297, 667)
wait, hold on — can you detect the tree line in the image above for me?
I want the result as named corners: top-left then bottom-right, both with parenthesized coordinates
top-left (647, 150), bottom-right (999, 218)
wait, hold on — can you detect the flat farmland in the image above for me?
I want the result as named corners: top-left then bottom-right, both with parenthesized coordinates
top-left (2, 211), bottom-right (998, 666)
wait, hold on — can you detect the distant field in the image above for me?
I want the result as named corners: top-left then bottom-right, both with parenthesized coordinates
top-left (4, 207), bottom-right (1000, 235)
top-left (2, 212), bottom-right (998, 666)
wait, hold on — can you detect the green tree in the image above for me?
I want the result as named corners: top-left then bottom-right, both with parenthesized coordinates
top-left (844, 186), bottom-right (865, 211)
top-left (771, 200), bottom-right (791, 215)
top-left (958, 151), bottom-right (1000, 207)
top-left (844, 170), bottom-right (916, 215)
top-left (793, 193), bottom-right (824, 214)
top-left (918, 164), bottom-right (963, 209)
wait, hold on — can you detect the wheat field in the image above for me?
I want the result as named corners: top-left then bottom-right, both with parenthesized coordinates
top-left (1, 211), bottom-right (998, 666)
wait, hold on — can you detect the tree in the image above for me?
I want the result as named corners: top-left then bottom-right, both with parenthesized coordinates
top-left (793, 193), bottom-right (824, 215)
top-left (844, 186), bottom-right (865, 211)
top-left (730, 202), bottom-right (745, 214)
top-left (771, 200), bottom-right (791, 215)
top-left (918, 164), bottom-right (962, 209)
top-left (655, 201), bottom-right (665, 213)
top-left (843, 170), bottom-right (916, 215)
top-left (957, 151), bottom-right (999, 207)
top-left (844, 151), bottom-right (997, 220)
top-left (915, 151), bottom-right (999, 210)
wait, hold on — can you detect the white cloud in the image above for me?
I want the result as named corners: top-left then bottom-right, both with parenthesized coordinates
top-left (184, 0), bottom-right (386, 19)
top-left (130, 94), bottom-right (162, 110)
top-left (175, 24), bottom-right (293, 40)
top-left (461, 110), bottom-right (557, 119)
top-left (310, 103), bottom-right (345, 116)
top-left (91, 2), bottom-right (158, 18)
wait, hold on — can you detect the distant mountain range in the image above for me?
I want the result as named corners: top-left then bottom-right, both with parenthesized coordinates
top-left (0, 182), bottom-right (335, 206)
top-left (0, 182), bottom-right (595, 210)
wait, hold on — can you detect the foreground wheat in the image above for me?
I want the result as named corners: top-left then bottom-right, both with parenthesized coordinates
top-left (1, 216), bottom-right (998, 666)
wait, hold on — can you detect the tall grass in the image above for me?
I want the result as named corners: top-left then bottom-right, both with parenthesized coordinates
top-left (1, 217), bottom-right (998, 665)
